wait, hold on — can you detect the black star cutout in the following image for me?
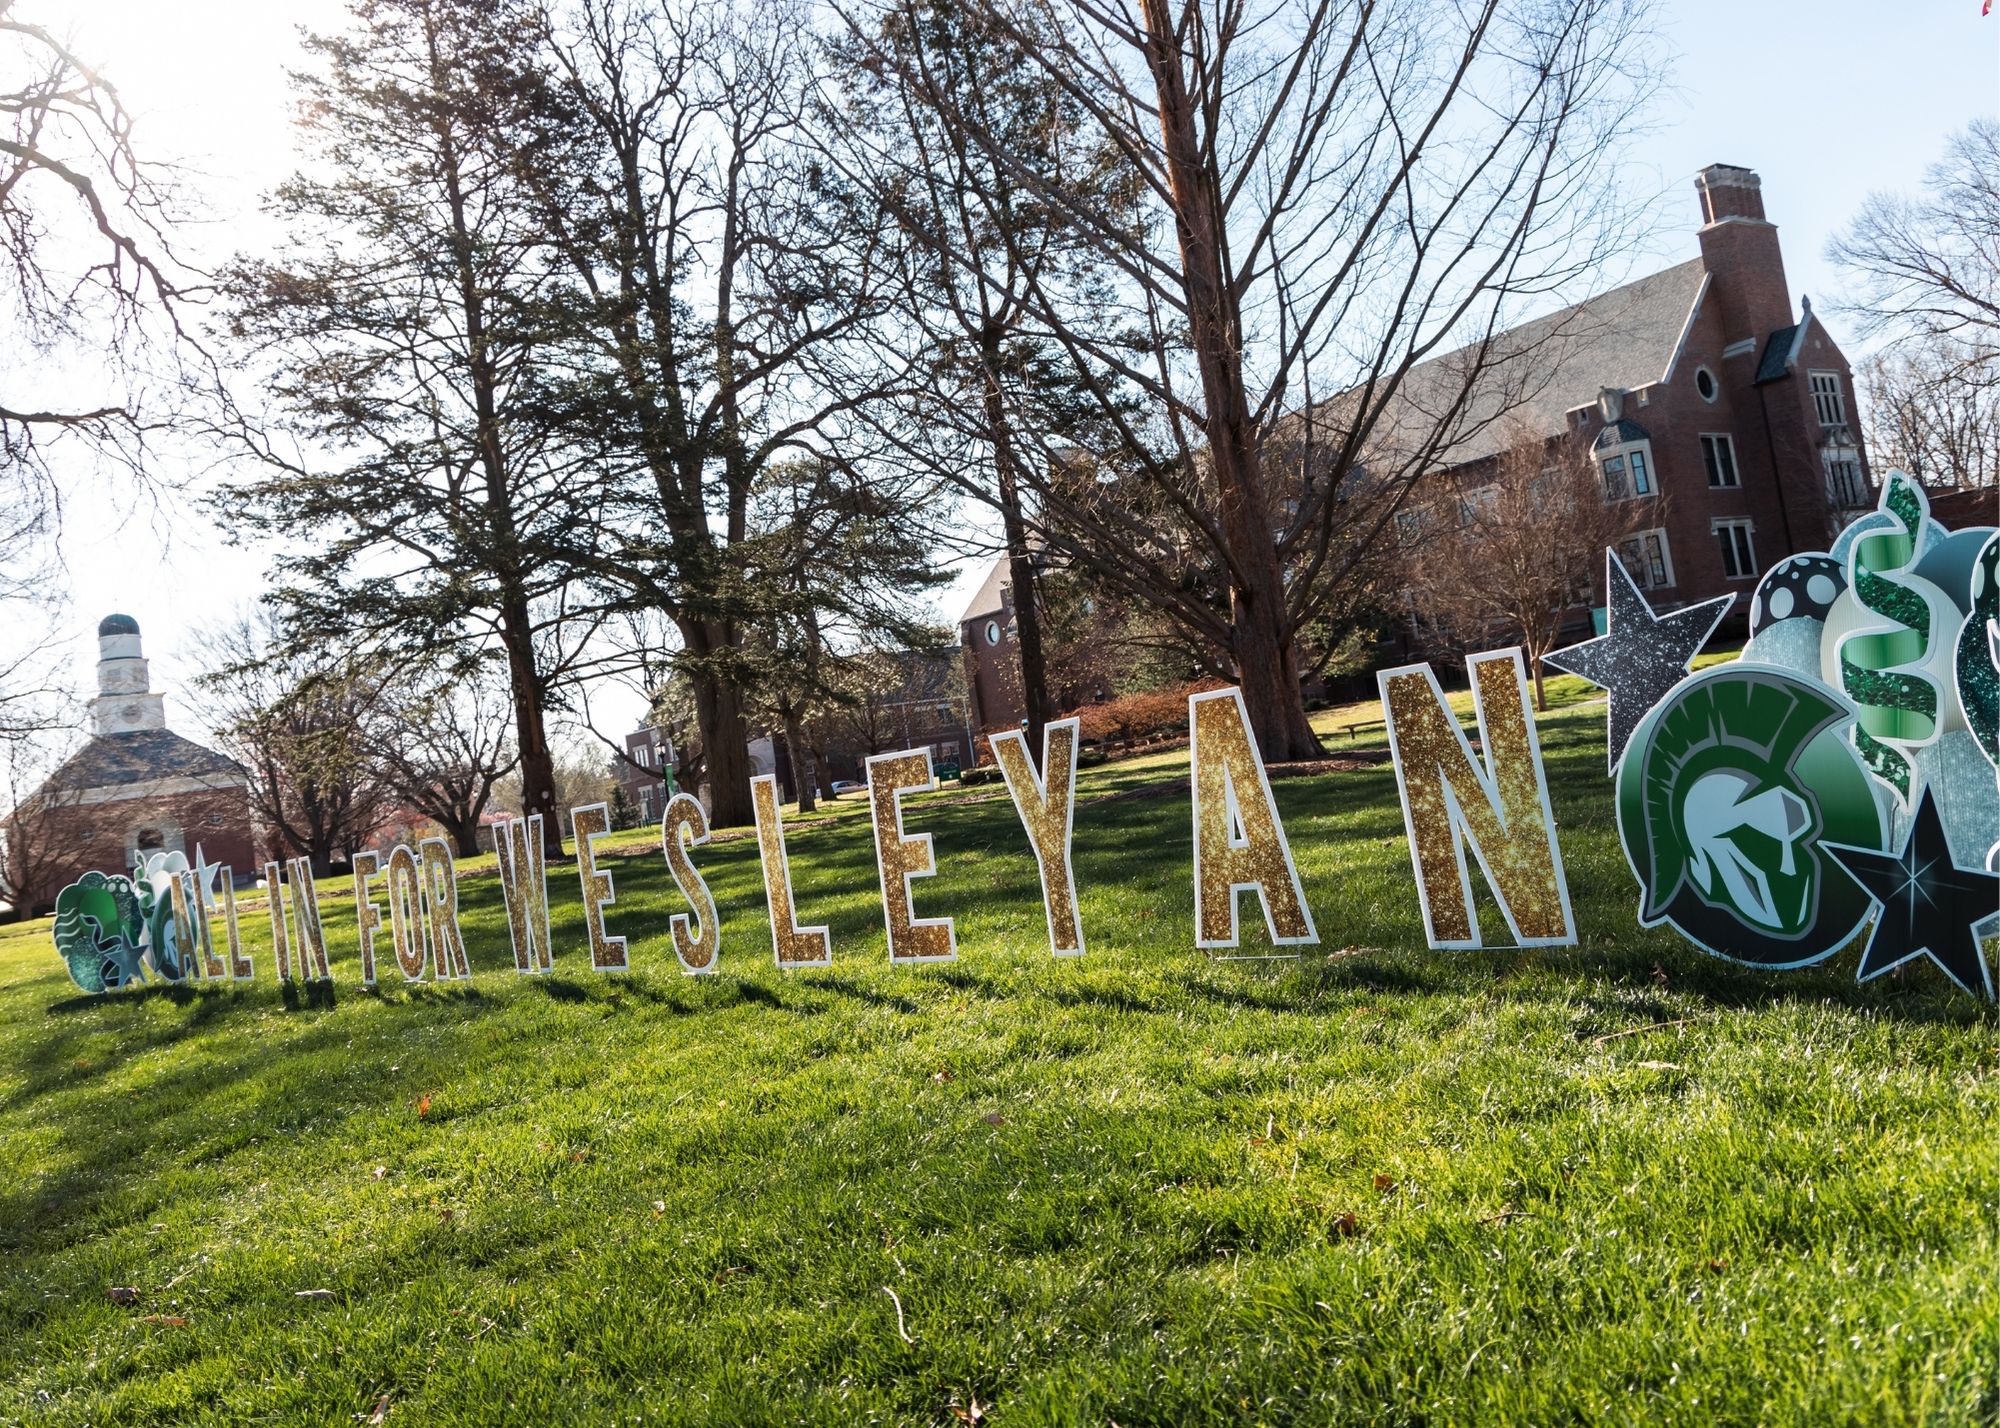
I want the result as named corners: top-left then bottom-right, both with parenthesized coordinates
top-left (1542, 551), bottom-right (1735, 772)
top-left (1823, 790), bottom-right (2000, 1000)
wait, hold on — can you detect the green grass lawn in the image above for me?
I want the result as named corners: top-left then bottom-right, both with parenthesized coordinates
top-left (1, 675), bottom-right (1993, 1425)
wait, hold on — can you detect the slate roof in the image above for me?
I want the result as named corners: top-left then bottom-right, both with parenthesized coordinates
top-left (958, 555), bottom-right (1013, 624)
top-left (1340, 257), bottom-right (1709, 470)
top-left (42, 729), bottom-right (248, 795)
top-left (1755, 321), bottom-right (1804, 384)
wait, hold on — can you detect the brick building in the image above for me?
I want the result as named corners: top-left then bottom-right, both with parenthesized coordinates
top-left (10, 615), bottom-right (260, 910)
top-left (612, 725), bottom-right (675, 824)
top-left (959, 559), bottom-right (1027, 733)
top-left (1391, 162), bottom-right (1874, 621)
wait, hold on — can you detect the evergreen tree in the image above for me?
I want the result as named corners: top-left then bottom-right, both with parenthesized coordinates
top-left (224, 0), bottom-right (590, 855)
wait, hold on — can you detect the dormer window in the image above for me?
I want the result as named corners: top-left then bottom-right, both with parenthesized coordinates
top-left (1593, 418), bottom-right (1655, 502)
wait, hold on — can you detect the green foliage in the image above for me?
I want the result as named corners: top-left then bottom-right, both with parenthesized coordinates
top-left (0, 694), bottom-right (1990, 1424)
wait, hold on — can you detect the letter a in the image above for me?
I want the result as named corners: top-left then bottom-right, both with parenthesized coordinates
top-left (1189, 687), bottom-right (1318, 952)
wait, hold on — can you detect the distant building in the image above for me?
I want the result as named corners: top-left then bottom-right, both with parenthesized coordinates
top-left (959, 558), bottom-right (1027, 733)
top-left (1390, 163), bottom-right (1874, 622)
top-left (613, 726), bottom-right (674, 824)
top-left (11, 616), bottom-right (260, 907)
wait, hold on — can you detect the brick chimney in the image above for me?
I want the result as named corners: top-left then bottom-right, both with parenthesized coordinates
top-left (1694, 164), bottom-right (1794, 348)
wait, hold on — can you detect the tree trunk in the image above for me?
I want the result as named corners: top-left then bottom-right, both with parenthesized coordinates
top-left (687, 636), bottom-right (754, 828)
top-left (980, 325), bottom-right (1050, 762)
top-left (498, 603), bottom-right (564, 856)
top-left (452, 815), bottom-right (482, 859)
top-left (782, 705), bottom-right (817, 814)
top-left (1139, 0), bottom-right (1320, 761)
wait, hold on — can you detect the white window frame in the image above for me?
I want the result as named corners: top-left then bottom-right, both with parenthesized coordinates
top-left (638, 786), bottom-right (653, 822)
top-left (1808, 370), bottom-right (1845, 426)
top-left (1598, 439), bottom-right (1655, 502)
top-left (1699, 433), bottom-right (1741, 489)
top-left (1617, 528), bottom-right (1675, 591)
top-left (635, 745), bottom-right (649, 768)
top-left (1714, 518), bottom-right (1757, 581)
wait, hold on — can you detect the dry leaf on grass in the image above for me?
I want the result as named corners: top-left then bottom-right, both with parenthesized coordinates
top-left (1372, 1174), bottom-right (1398, 1194)
top-left (355, 1393), bottom-right (391, 1425)
top-left (140, 1314), bottom-right (187, 1326)
top-left (106, 1286), bottom-right (141, 1306)
top-left (415, 1093), bottom-right (432, 1119)
top-left (371, 1166), bottom-right (389, 1180)
top-left (982, 1113), bottom-right (1006, 1126)
top-left (1329, 1211), bottom-right (1362, 1239)
top-left (295, 1289), bottom-right (339, 1301)
top-left (948, 1397), bottom-right (990, 1424)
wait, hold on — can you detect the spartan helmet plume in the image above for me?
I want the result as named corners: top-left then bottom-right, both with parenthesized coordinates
top-left (1682, 770), bottom-right (1816, 934)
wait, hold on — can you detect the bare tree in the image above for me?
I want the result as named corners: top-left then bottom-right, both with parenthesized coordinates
top-left (0, 1), bottom-right (195, 477)
top-left (1404, 420), bottom-right (1651, 710)
top-left (196, 613), bottom-right (393, 876)
top-left (842, 0), bottom-right (1658, 759)
top-left (365, 672), bottom-right (518, 857)
top-left (826, 1), bottom-right (1132, 758)
top-left (1857, 340), bottom-right (1998, 492)
top-left (1829, 118), bottom-right (2000, 385)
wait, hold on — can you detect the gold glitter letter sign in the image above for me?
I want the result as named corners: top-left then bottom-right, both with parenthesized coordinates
top-left (1378, 649), bottom-right (1576, 949)
top-left (752, 774), bottom-right (832, 968)
top-left (385, 845), bottom-right (428, 980)
top-left (219, 872), bottom-right (251, 981)
top-left (867, 749), bottom-right (957, 965)
top-left (662, 792), bottom-right (719, 974)
top-left (990, 717), bottom-right (1085, 957)
top-left (571, 802), bottom-right (628, 972)
top-left (420, 839), bottom-right (472, 979)
top-left (494, 816), bottom-right (553, 974)
top-left (266, 859), bottom-right (331, 981)
top-left (168, 871), bottom-right (221, 980)
top-left (1189, 688), bottom-right (1318, 952)
top-left (352, 851), bottom-right (384, 986)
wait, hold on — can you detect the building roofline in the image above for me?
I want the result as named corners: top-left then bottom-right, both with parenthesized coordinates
top-left (1657, 270), bottom-right (1711, 389)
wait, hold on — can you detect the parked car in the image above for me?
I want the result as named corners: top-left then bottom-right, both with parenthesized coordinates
top-left (831, 780), bottom-right (866, 795)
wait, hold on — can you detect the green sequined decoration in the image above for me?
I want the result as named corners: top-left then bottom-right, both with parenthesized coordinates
top-left (1958, 533), bottom-right (2000, 769)
top-left (1837, 475), bottom-right (1941, 800)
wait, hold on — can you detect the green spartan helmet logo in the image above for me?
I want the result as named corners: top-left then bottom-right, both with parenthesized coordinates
top-left (1617, 666), bottom-right (1885, 968)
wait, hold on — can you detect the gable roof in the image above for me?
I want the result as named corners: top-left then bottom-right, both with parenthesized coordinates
top-left (1351, 257), bottom-right (1710, 471)
top-left (42, 729), bottom-right (248, 796)
top-left (958, 556), bottom-right (1012, 624)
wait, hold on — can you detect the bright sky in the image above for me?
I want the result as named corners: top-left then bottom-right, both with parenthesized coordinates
top-left (34, 0), bottom-right (2000, 746)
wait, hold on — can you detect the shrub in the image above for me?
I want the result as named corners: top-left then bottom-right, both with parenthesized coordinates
top-left (1070, 679), bottom-right (1227, 745)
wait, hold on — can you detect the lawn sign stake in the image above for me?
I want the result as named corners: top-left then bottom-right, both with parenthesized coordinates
top-left (44, 474), bottom-right (2000, 1000)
